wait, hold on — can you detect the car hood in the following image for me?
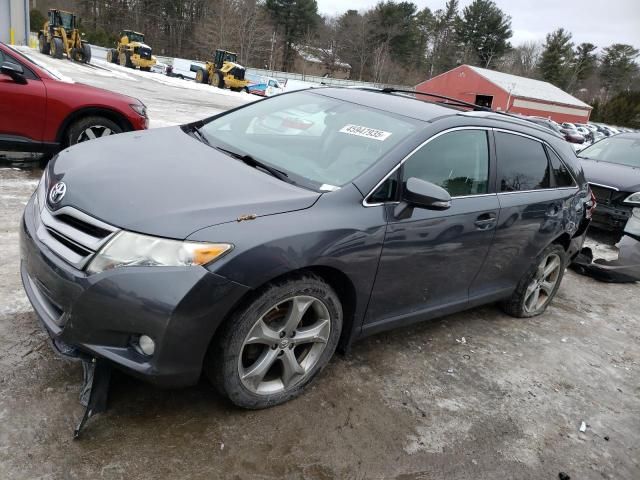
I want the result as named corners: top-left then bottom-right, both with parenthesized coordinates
top-left (580, 158), bottom-right (640, 193)
top-left (47, 127), bottom-right (320, 239)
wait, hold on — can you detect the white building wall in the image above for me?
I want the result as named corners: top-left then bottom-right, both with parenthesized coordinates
top-left (0, 0), bottom-right (30, 45)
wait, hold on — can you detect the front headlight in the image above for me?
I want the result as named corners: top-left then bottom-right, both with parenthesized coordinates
top-left (86, 231), bottom-right (232, 274)
top-left (623, 192), bottom-right (640, 205)
top-left (130, 103), bottom-right (147, 117)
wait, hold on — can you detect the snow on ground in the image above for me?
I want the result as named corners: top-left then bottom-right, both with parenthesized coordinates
top-left (15, 46), bottom-right (257, 128)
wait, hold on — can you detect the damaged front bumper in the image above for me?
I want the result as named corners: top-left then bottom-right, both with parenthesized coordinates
top-left (571, 207), bottom-right (640, 282)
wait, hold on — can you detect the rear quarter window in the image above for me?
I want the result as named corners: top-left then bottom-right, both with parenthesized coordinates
top-left (496, 132), bottom-right (550, 192)
top-left (546, 147), bottom-right (576, 187)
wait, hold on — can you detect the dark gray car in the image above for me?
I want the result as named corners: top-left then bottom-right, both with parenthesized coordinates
top-left (578, 133), bottom-right (640, 231)
top-left (20, 88), bottom-right (593, 409)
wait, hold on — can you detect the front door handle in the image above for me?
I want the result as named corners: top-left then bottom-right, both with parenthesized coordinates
top-left (474, 212), bottom-right (497, 230)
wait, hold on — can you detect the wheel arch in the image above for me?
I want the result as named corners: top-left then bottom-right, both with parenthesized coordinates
top-left (551, 232), bottom-right (572, 252)
top-left (208, 264), bottom-right (360, 361)
top-left (56, 107), bottom-right (134, 147)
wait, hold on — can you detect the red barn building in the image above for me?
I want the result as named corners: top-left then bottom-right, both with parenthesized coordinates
top-left (416, 65), bottom-right (592, 124)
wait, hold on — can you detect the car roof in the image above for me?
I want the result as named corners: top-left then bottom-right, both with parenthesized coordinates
top-left (316, 87), bottom-right (566, 140)
top-left (314, 88), bottom-right (460, 122)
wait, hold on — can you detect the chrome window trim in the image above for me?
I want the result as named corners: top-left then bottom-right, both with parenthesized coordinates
top-left (363, 126), bottom-right (581, 207)
top-left (362, 126), bottom-right (492, 207)
top-left (588, 182), bottom-right (619, 192)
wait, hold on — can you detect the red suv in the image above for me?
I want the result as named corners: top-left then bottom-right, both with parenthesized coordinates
top-left (0, 42), bottom-right (148, 154)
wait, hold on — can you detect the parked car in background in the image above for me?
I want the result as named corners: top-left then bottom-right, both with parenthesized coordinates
top-left (578, 132), bottom-right (640, 231)
top-left (527, 116), bottom-right (584, 145)
top-left (151, 61), bottom-right (168, 74)
top-left (559, 123), bottom-right (586, 144)
top-left (245, 74), bottom-right (285, 97)
top-left (169, 58), bottom-right (205, 80)
top-left (0, 42), bottom-right (148, 154)
top-left (21, 88), bottom-right (593, 410)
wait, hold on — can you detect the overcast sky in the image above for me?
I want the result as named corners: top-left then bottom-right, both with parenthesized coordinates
top-left (316, 0), bottom-right (640, 50)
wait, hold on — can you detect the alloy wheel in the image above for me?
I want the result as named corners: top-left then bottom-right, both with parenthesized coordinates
top-left (523, 253), bottom-right (562, 314)
top-left (76, 125), bottom-right (113, 143)
top-left (238, 295), bottom-right (331, 395)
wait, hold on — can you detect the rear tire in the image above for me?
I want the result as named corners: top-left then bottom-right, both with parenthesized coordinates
top-left (501, 244), bottom-right (567, 318)
top-left (51, 37), bottom-right (63, 59)
top-left (207, 274), bottom-right (342, 409)
top-left (195, 68), bottom-right (209, 84)
top-left (66, 116), bottom-right (123, 146)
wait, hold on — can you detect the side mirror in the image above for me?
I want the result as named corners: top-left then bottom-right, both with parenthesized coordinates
top-left (395, 177), bottom-right (451, 217)
top-left (0, 61), bottom-right (27, 84)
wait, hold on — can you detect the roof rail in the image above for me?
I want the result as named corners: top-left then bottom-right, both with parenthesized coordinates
top-left (380, 87), bottom-right (492, 112)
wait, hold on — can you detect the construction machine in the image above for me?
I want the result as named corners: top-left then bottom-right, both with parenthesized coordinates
top-left (38, 9), bottom-right (91, 63)
top-left (195, 49), bottom-right (250, 91)
top-left (107, 31), bottom-right (156, 71)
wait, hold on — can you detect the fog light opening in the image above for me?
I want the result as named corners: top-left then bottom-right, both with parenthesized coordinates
top-left (134, 334), bottom-right (155, 356)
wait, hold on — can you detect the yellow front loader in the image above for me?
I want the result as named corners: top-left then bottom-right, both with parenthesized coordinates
top-left (106, 30), bottom-right (156, 71)
top-left (38, 9), bottom-right (91, 63)
top-left (195, 49), bottom-right (250, 91)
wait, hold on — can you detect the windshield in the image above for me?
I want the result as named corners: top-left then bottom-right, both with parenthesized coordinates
top-left (127, 32), bottom-right (145, 43)
top-left (57, 12), bottom-right (74, 30)
top-left (579, 136), bottom-right (640, 168)
top-left (197, 90), bottom-right (421, 189)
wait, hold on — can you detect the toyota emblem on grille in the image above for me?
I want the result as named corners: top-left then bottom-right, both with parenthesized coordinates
top-left (49, 182), bottom-right (67, 204)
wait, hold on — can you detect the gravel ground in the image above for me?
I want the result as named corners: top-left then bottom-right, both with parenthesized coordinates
top-left (0, 54), bottom-right (638, 478)
top-left (0, 163), bottom-right (638, 480)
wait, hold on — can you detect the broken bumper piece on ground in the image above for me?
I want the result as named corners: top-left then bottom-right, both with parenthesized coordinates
top-left (74, 358), bottom-right (112, 439)
top-left (571, 208), bottom-right (640, 283)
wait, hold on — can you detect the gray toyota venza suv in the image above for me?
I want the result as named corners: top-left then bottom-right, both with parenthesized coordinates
top-left (21, 88), bottom-right (593, 408)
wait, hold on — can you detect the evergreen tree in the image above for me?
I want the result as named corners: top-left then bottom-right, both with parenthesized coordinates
top-left (457, 0), bottom-right (512, 68)
top-left (600, 44), bottom-right (640, 95)
top-left (539, 28), bottom-right (574, 89)
top-left (265, 0), bottom-right (319, 71)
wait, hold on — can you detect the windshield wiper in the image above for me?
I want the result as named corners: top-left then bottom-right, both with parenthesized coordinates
top-left (190, 126), bottom-right (211, 146)
top-left (215, 146), bottom-right (289, 182)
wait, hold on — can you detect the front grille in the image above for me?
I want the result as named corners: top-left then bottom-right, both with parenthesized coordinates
top-left (590, 184), bottom-right (615, 205)
top-left (139, 48), bottom-right (152, 59)
top-left (34, 201), bottom-right (119, 270)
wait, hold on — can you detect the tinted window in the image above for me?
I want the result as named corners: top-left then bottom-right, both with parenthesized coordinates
top-left (369, 174), bottom-right (399, 203)
top-left (496, 132), bottom-right (550, 192)
top-left (402, 130), bottom-right (489, 196)
top-left (547, 147), bottom-right (575, 187)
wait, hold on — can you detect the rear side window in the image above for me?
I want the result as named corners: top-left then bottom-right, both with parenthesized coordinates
top-left (496, 132), bottom-right (550, 192)
top-left (402, 130), bottom-right (489, 196)
top-left (547, 147), bottom-right (575, 187)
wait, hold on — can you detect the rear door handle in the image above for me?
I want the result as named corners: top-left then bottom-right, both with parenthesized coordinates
top-left (474, 212), bottom-right (497, 230)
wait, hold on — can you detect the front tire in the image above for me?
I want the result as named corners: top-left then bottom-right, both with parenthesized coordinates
top-left (501, 244), bottom-right (566, 318)
top-left (207, 274), bottom-right (342, 409)
top-left (66, 116), bottom-right (123, 146)
top-left (212, 70), bottom-right (225, 88)
top-left (39, 35), bottom-right (50, 54)
top-left (81, 43), bottom-right (92, 63)
top-left (51, 37), bottom-right (63, 59)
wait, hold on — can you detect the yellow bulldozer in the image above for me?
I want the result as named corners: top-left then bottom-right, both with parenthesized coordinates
top-left (195, 49), bottom-right (250, 91)
top-left (38, 9), bottom-right (91, 63)
top-left (106, 30), bottom-right (156, 71)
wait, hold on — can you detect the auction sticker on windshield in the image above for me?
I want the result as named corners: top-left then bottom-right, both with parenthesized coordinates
top-left (339, 124), bottom-right (392, 141)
